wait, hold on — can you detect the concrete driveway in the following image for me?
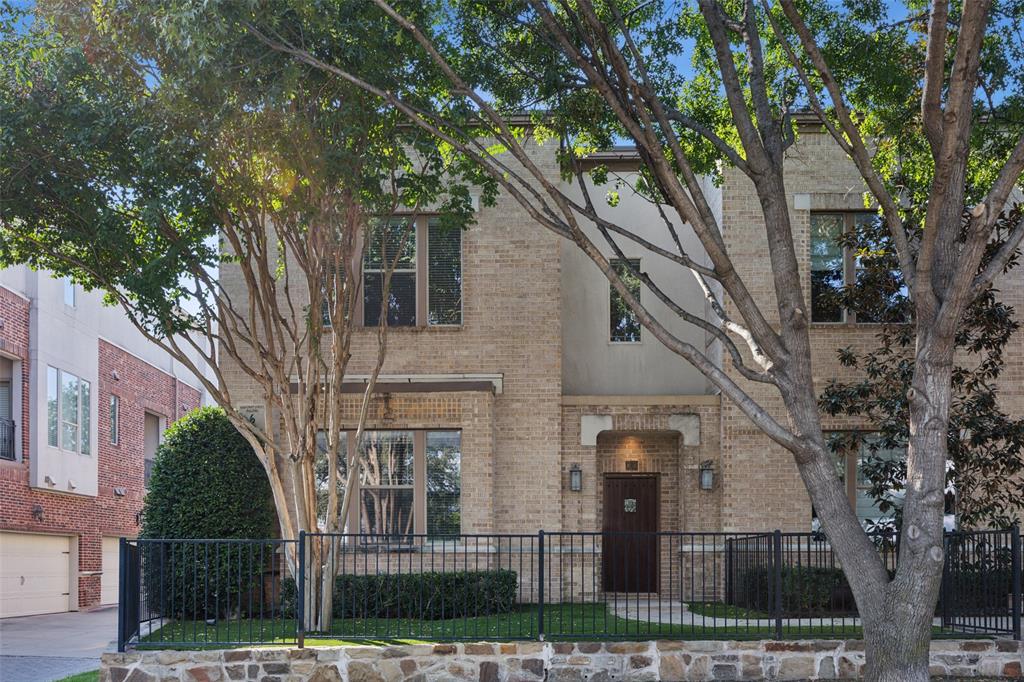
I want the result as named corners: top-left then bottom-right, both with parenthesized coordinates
top-left (0, 607), bottom-right (117, 682)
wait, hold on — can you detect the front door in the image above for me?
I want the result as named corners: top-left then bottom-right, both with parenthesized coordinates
top-left (602, 474), bottom-right (658, 592)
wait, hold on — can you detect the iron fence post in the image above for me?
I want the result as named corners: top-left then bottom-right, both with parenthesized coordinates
top-left (537, 530), bottom-right (545, 641)
top-left (1011, 525), bottom-right (1021, 641)
top-left (773, 530), bottom-right (783, 640)
top-left (117, 537), bottom-right (127, 652)
top-left (297, 531), bottom-right (306, 648)
top-left (940, 532), bottom-right (952, 631)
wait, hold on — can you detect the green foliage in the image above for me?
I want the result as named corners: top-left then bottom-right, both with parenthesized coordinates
top-left (0, 1), bottom-right (495, 338)
top-left (281, 569), bottom-right (518, 621)
top-left (140, 407), bottom-right (276, 619)
top-left (141, 407), bottom-right (274, 540)
top-left (819, 209), bottom-right (1024, 528)
top-left (732, 566), bottom-right (855, 616)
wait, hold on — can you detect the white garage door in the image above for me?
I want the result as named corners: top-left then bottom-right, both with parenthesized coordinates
top-left (0, 532), bottom-right (72, 618)
top-left (101, 537), bottom-right (121, 605)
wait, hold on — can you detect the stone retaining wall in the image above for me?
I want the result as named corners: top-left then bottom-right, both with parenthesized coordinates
top-left (101, 639), bottom-right (1024, 681)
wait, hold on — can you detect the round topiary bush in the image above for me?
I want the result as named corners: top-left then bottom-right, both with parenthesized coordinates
top-left (142, 406), bottom-right (275, 539)
top-left (140, 406), bottom-right (276, 619)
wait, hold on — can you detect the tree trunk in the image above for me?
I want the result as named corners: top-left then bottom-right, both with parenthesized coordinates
top-left (861, 333), bottom-right (954, 682)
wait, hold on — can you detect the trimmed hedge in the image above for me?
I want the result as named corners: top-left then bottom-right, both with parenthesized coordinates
top-left (731, 566), bottom-right (855, 616)
top-left (283, 569), bottom-right (518, 621)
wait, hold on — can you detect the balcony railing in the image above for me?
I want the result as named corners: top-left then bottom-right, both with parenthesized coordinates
top-left (0, 418), bottom-right (15, 461)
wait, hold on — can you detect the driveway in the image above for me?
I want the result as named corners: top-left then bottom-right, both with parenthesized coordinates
top-left (0, 607), bottom-right (117, 682)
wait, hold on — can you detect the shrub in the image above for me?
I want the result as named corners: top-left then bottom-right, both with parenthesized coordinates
top-left (140, 407), bottom-right (276, 619)
top-left (731, 566), bottom-right (854, 616)
top-left (282, 569), bottom-right (518, 621)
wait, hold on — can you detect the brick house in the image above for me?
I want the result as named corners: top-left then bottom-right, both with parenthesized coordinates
top-left (0, 267), bottom-right (206, 617)
top-left (217, 122), bottom-right (1022, 591)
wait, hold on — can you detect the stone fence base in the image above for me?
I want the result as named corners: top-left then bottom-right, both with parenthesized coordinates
top-left (102, 639), bottom-right (1024, 681)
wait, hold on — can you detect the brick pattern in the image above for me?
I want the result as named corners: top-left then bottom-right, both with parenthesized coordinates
top-left (719, 127), bottom-right (1024, 530)
top-left (101, 639), bottom-right (1024, 681)
top-left (0, 317), bottom-right (200, 610)
top-left (219, 138), bottom-right (564, 534)
top-left (560, 402), bottom-right (722, 533)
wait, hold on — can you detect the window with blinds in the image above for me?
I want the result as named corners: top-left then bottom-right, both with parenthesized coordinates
top-left (364, 220), bottom-right (417, 327)
top-left (428, 221), bottom-right (462, 325)
top-left (357, 217), bottom-right (463, 328)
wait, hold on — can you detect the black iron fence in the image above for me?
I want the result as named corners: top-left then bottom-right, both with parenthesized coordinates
top-left (118, 527), bottom-right (1023, 650)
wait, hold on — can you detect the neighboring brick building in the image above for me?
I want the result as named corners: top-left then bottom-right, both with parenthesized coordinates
top-left (0, 268), bottom-right (206, 617)
top-left (219, 123), bottom-right (1022, 593)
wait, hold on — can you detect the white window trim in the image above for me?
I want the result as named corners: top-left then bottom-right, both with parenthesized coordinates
top-left (47, 366), bottom-right (91, 456)
top-left (109, 394), bottom-right (119, 445)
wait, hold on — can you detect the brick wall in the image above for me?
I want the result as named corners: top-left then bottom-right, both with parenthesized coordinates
top-left (0, 317), bottom-right (201, 610)
top-left (560, 399), bottom-right (722, 533)
top-left (218, 137), bottom-right (564, 535)
top-left (719, 125), bottom-right (1024, 530)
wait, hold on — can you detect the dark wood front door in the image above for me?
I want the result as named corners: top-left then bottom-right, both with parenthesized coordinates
top-left (602, 474), bottom-right (659, 592)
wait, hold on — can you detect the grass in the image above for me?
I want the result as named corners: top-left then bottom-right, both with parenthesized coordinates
top-left (685, 601), bottom-right (771, 619)
top-left (139, 603), bottom-right (868, 648)
top-left (54, 673), bottom-right (98, 682)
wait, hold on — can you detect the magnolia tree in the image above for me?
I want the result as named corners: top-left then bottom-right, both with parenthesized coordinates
top-left (238, 0), bottom-right (1023, 678)
top-left (0, 3), bottom-right (492, 629)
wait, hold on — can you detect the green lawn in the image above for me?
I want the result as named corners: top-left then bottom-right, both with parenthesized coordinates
top-left (55, 673), bottom-right (98, 682)
top-left (139, 603), bottom-right (866, 648)
top-left (685, 601), bottom-right (771, 619)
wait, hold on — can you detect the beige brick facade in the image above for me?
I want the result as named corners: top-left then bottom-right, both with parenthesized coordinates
top-left (220, 125), bottom-right (1024, 546)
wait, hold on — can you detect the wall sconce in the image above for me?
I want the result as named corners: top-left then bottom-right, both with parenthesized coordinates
top-left (699, 460), bottom-right (715, 491)
top-left (569, 463), bottom-right (583, 492)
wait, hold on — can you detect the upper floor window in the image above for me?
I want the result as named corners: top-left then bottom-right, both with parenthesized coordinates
top-left (362, 218), bottom-right (462, 328)
top-left (47, 366), bottom-right (90, 455)
top-left (109, 395), bottom-right (119, 445)
top-left (62, 277), bottom-right (76, 307)
top-left (810, 211), bottom-right (880, 323)
top-left (609, 258), bottom-right (642, 343)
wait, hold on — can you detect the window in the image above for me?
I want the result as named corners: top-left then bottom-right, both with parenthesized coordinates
top-left (109, 395), bottom-right (119, 445)
top-left (426, 431), bottom-right (461, 537)
top-left (361, 217), bottom-right (462, 328)
top-left (810, 212), bottom-right (883, 323)
top-left (823, 433), bottom-right (906, 524)
top-left (315, 430), bottom-right (348, 525)
top-left (143, 412), bottom-right (161, 486)
top-left (428, 222), bottom-right (462, 325)
top-left (46, 366), bottom-right (90, 455)
top-left (359, 431), bottom-right (416, 537)
top-left (610, 258), bottom-right (642, 343)
top-left (62, 277), bottom-right (76, 307)
top-left (0, 378), bottom-right (13, 461)
top-left (319, 429), bottom-right (462, 540)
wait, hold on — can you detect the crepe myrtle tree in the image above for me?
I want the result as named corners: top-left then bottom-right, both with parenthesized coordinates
top-left (233, 0), bottom-right (1024, 677)
top-left (0, 3), bottom-right (494, 630)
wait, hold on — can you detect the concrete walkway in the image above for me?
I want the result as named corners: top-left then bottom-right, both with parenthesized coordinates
top-left (0, 607), bottom-right (117, 682)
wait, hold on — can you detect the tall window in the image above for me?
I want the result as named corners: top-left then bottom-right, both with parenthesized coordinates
top-left (810, 212), bottom-right (880, 322)
top-left (62, 277), bottom-right (76, 307)
top-left (609, 258), bottom-right (642, 343)
top-left (359, 431), bottom-right (416, 538)
top-left (109, 395), bottom-right (119, 445)
top-left (364, 221), bottom-right (418, 327)
top-left (47, 366), bottom-right (90, 455)
top-left (426, 431), bottom-right (462, 536)
top-left (428, 222), bottom-right (462, 325)
top-left (0, 377), bottom-right (13, 461)
top-left (362, 217), bottom-right (462, 328)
